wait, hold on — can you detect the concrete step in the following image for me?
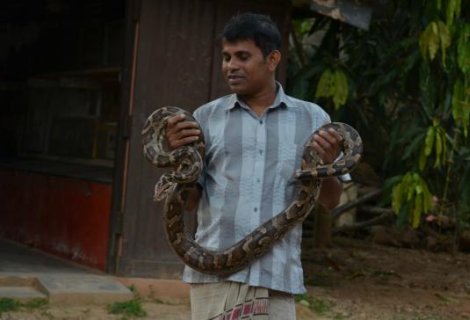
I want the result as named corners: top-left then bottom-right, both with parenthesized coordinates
top-left (0, 275), bottom-right (35, 287)
top-left (0, 274), bottom-right (133, 305)
top-left (0, 275), bottom-right (36, 286)
top-left (0, 240), bottom-right (133, 305)
top-left (0, 286), bottom-right (47, 301)
top-left (36, 274), bottom-right (133, 305)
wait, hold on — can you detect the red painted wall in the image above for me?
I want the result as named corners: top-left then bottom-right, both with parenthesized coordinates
top-left (0, 169), bottom-right (112, 271)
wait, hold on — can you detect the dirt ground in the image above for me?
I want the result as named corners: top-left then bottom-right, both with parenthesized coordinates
top-left (2, 237), bottom-right (470, 319)
top-left (301, 237), bottom-right (470, 320)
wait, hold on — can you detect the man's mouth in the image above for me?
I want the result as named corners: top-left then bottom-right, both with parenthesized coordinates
top-left (227, 75), bottom-right (245, 84)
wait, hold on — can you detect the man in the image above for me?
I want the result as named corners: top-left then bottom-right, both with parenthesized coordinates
top-left (166, 13), bottom-right (343, 320)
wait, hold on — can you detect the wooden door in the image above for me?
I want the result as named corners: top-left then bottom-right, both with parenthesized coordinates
top-left (113, 0), bottom-right (290, 277)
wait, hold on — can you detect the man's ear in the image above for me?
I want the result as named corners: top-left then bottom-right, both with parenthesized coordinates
top-left (267, 50), bottom-right (281, 72)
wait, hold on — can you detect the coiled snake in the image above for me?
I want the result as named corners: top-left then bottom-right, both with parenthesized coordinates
top-left (142, 106), bottom-right (363, 277)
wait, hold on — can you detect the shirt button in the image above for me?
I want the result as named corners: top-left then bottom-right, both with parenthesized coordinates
top-left (254, 208), bottom-right (258, 212)
top-left (259, 150), bottom-right (263, 155)
top-left (259, 120), bottom-right (263, 124)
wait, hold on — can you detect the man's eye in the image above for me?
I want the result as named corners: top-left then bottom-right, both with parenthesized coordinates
top-left (239, 54), bottom-right (249, 61)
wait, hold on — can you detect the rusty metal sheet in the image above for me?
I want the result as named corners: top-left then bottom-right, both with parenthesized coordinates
top-left (310, 0), bottom-right (373, 30)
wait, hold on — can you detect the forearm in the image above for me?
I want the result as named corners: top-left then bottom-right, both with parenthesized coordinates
top-left (185, 185), bottom-right (202, 214)
top-left (317, 177), bottom-right (342, 210)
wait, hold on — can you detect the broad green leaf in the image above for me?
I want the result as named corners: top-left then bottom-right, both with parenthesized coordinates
top-left (423, 188), bottom-right (432, 213)
top-left (424, 126), bottom-right (435, 156)
top-left (333, 69), bottom-right (348, 110)
top-left (457, 24), bottom-right (470, 73)
top-left (434, 132), bottom-right (442, 168)
top-left (415, 184), bottom-right (423, 195)
top-left (315, 68), bottom-right (349, 110)
top-left (446, 0), bottom-right (461, 28)
top-left (435, 129), bottom-right (442, 158)
top-left (392, 184), bottom-right (403, 213)
top-left (391, 172), bottom-right (433, 229)
top-left (437, 21), bottom-right (451, 65)
top-left (419, 147), bottom-right (427, 171)
top-left (452, 78), bottom-right (470, 137)
top-left (420, 22), bottom-right (440, 61)
top-left (315, 69), bottom-right (334, 99)
top-left (406, 180), bottom-right (414, 201)
top-left (419, 20), bottom-right (451, 65)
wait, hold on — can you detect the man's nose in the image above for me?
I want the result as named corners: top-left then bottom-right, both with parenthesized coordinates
top-left (226, 59), bottom-right (239, 70)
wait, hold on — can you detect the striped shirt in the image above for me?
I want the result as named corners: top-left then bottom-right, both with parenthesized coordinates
top-left (182, 84), bottom-right (331, 294)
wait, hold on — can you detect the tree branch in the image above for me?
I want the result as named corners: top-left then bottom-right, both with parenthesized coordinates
top-left (332, 188), bottom-right (382, 219)
top-left (333, 206), bottom-right (394, 234)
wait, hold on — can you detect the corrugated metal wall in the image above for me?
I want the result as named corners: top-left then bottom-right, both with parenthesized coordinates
top-left (116, 0), bottom-right (291, 278)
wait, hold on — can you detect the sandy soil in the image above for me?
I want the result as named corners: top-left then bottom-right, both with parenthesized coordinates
top-left (301, 237), bottom-right (470, 320)
top-left (1, 238), bottom-right (470, 319)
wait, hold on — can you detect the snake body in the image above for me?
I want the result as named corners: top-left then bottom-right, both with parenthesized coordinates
top-left (142, 106), bottom-right (363, 277)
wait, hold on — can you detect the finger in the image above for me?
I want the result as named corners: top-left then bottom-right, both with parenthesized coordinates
top-left (318, 129), bottom-right (342, 145)
top-left (170, 135), bottom-right (200, 149)
top-left (167, 120), bottom-right (199, 137)
top-left (166, 114), bottom-right (186, 127)
top-left (313, 135), bottom-right (338, 164)
top-left (313, 132), bottom-right (332, 150)
top-left (175, 120), bottom-right (200, 131)
top-left (327, 128), bottom-right (343, 144)
top-left (175, 128), bottom-right (201, 140)
top-left (312, 141), bottom-right (330, 162)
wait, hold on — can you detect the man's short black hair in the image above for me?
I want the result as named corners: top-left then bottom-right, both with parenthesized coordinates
top-left (221, 12), bottom-right (281, 57)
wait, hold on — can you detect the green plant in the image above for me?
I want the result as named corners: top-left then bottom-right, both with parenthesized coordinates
top-left (392, 171), bottom-right (433, 228)
top-left (0, 298), bottom-right (21, 314)
top-left (389, 0), bottom-right (470, 233)
top-left (310, 297), bottom-right (332, 315)
top-left (108, 299), bottom-right (147, 318)
top-left (127, 284), bottom-right (137, 294)
top-left (0, 297), bottom-right (48, 315)
top-left (295, 294), bottom-right (333, 315)
top-left (288, 0), bottom-right (470, 237)
top-left (21, 298), bottom-right (48, 311)
top-left (315, 68), bottom-right (349, 110)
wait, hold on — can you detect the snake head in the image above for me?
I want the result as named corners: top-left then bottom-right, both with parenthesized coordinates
top-left (154, 175), bottom-right (176, 201)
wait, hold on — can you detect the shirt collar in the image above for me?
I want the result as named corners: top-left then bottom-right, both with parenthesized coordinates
top-left (225, 82), bottom-right (291, 111)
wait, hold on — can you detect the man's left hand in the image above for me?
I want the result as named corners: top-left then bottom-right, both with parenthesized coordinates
top-left (312, 127), bottom-right (343, 164)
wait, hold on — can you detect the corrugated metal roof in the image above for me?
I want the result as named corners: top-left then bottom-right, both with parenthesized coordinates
top-left (293, 0), bottom-right (392, 30)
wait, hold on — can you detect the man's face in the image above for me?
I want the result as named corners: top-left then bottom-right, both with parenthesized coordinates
top-left (221, 39), bottom-right (276, 96)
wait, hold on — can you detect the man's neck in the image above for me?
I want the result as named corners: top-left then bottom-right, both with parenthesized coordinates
top-left (239, 81), bottom-right (277, 117)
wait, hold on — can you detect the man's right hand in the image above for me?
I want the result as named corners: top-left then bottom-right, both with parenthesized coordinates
top-left (166, 114), bottom-right (201, 150)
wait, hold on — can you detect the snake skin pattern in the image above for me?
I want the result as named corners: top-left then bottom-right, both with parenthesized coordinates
top-left (142, 106), bottom-right (363, 277)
